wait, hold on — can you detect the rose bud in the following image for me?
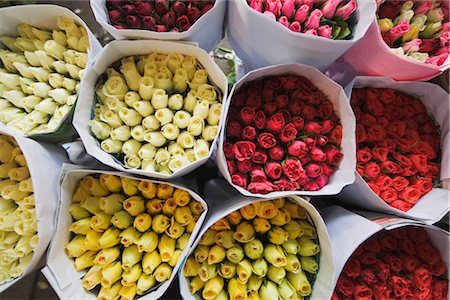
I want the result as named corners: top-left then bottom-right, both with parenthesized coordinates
top-left (241, 126), bottom-right (257, 140)
top-left (202, 4), bottom-right (214, 14)
top-left (260, 280), bottom-right (280, 299)
top-left (208, 245), bottom-right (226, 265)
top-left (226, 160), bottom-right (236, 175)
top-left (237, 160), bottom-right (253, 173)
top-left (287, 271), bottom-right (311, 297)
top-left (264, 162), bottom-right (281, 180)
top-left (304, 181), bottom-right (320, 191)
top-left (202, 277), bottom-right (224, 300)
top-left (316, 174), bottom-right (329, 188)
top-left (162, 12), bottom-right (176, 28)
top-left (237, 259), bottom-right (253, 284)
top-left (335, 0), bottom-right (357, 21)
top-left (187, 4), bottom-right (202, 22)
top-left (316, 135), bottom-right (328, 146)
top-left (226, 245), bottom-right (245, 264)
top-left (249, 0), bottom-right (263, 12)
top-left (136, 1), bottom-right (154, 15)
top-left (172, 1), bottom-right (187, 15)
top-left (234, 222), bottom-right (255, 243)
top-left (300, 256), bottom-right (319, 274)
top-left (253, 217), bottom-right (271, 234)
top-left (264, 101), bottom-right (278, 115)
top-left (155, 0), bottom-right (169, 15)
top-left (267, 265), bottom-right (286, 284)
top-left (227, 121), bottom-right (242, 137)
top-left (305, 9), bottom-right (323, 29)
top-left (108, 10), bottom-right (122, 23)
top-left (176, 15), bottom-right (192, 31)
top-left (251, 167), bottom-right (267, 182)
top-left (121, 4), bottom-right (136, 14)
top-left (232, 174), bottom-right (248, 188)
top-left (287, 140), bottom-right (307, 157)
top-left (282, 239), bottom-right (299, 255)
top-left (304, 121), bottom-right (322, 135)
top-left (278, 16), bottom-right (290, 28)
top-left (266, 112), bottom-right (285, 133)
top-left (310, 147), bottom-right (325, 162)
top-left (142, 15), bottom-right (157, 30)
top-left (228, 278), bottom-right (247, 300)
top-left (269, 145), bottom-right (285, 161)
top-left (155, 25), bottom-right (168, 32)
top-left (268, 227), bottom-right (289, 245)
top-left (125, 15), bottom-right (142, 28)
top-left (241, 203), bottom-right (262, 221)
top-left (264, 244), bottom-right (287, 268)
top-left (318, 25), bottom-right (332, 38)
top-left (326, 146), bottom-right (343, 165)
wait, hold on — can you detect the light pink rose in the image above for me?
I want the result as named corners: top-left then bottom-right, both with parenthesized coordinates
top-left (305, 9), bottom-right (323, 29)
top-left (278, 16), bottom-right (290, 28)
top-left (250, 0), bottom-right (263, 12)
top-left (294, 4), bottom-right (310, 23)
top-left (304, 29), bottom-right (318, 35)
top-left (384, 20), bottom-right (411, 46)
top-left (402, 38), bottom-right (422, 53)
top-left (321, 0), bottom-right (344, 19)
top-left (281, 0), bottom-right (296, 18)
top-left (263, 10), bottom-right (277, 20)
top-left (415, 0), bottom-right (432, 15)
top-left (335, 0), bottom-right (357, 21)
top-left (289, 21), bottom-right (301, 32)
top-left (266, 0), bottom-right (282, 16)
top-left (318, 25), bottom-right (333, 38)
top-left (426, 52), bottom-right (449, 66)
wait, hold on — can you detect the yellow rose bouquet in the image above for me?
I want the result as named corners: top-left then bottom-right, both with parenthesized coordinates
top-left (58, 171), bottom-right (206, 299)
top-left (183, 197), bottom-right (322, 300)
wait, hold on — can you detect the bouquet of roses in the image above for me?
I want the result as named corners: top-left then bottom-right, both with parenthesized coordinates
top-left (351, 87), bottom-right (441, 212)
top-left (223, 74), bottom-right (344, 195)
top-left (0, 17), bottom-right (90, 136)
top-left (0, 133), bottom-right (37, 285)
top-left (247, 0), bottom-right (358, 39)
top-left (183, 198), bottom-right (321, 300)
top-left (89, 52), bottom-right (223, 175)
top-left (106, 0), bottom-right (215, 32)
top-left (64, 173), bottom-right (205, 299)
top-left (377, 0), bottom-right (449, 66)
top-left (332, 226), bottom-right (448, 300)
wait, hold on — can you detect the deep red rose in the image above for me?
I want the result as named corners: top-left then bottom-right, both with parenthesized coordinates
top-left (291, 116), bottom-right (305, 130)
top-left (289, 99), bottom-right (304, 115)
top-left (377, 116), bottom-right (389, 128)
top-left (108, 9), bottom-right (122, 23)
top-left (241, 126), bottom-right (257, 141)
top-left (240, 107), bottom-right (256, 124)
top-left (354, 285), bottom-right (373, 300)
top-left (396, 136), bottom-right (416, 153)
top-left (162, 11), bottom-right (176, 28)
top-left (275, 94), bottom-right (289, 108)
top-left (172, 1), bottom-right (187, 16)
top-left (228, 107), bottom-right (240, 121)
top-left (384, 253), bottom-right (402, 273)
top-left (362, 236), bottom-right (381, 253)
top-left (407, 227), bottom-right (428, 243)
top-left (413, 267), bottom-right (433, 291)
top-left (282, 158), bottom-right (305, 181)
top-left (315, 174), bottom-right (329, 188)
top-left (331, 292), bottom-right (339, 300)
top-left (378, 233), bottom-right (398, 250)
top-left (232, 91), bottom-right (247, 108)
top-left (317, 101), bottom-right (334, 119)
top-left (226, 160), bottom-right (236, 175)
top-left (356, 124), bottom-right (367, 143)
top-left (304, 180), bottom-right (320, 191)
top-left (231, 173), bottom-right (247, 188)
top-left (304, 137), bottom-right (316, 150)
top-left (367, 181), bottom-right (381, 195)
top-left (310, 147), bottom-right (325, 162)
top-left (400, 255), bottom-right (419, 272)
top-left (336, 275), bottom-right (354, 298)
top-left (187, 4), bottom-right (202, 22)
top-left (227, 121), bottom-right (242, 137)
top-left (223, 142), bottom-right (235, 160)
top-left (142, 15), bottom-right (157, 30)
top-left (316, 135), bottom-right (328, 147)
top-left (399, 165), bottom-right (418, 177)
top-left (113, 25), bottom-right (125, 30)
top-left (262, 85), bottom-right (275, 103)
top-left (121, 4), bottom-right (136, 14)
top-left (283, 75), bottom-right (302, 90)
top-left (202, 4), bottom-right (214, 14)
top-left (359, 251), bottom-right (378, 265)
top-left (387, 120), bottom-right (406, 138)
top-left (266, 146), bottom-right (283, 162)
top-left (254, 110), bottom-right (266, 130)
top-left (429, 259), bottom-right (447, 277)
top-left (136, 1), bottom-right (154, 15)
top-left (379, 88), bottom-right (396, 104)
top-left (278, 109), bottom-right (292, 123)
top-left (301, 105), bottom-right (317, 120)
top-left (373, 261), bottom-right (390, 281)
top-left (176, 15), bottom-right (191, 31)
top-left (392, 176), bottom-right (409, 192)
top-left (266, 162), bottom-right (282, 180)
top-left (266, 112), bottom-right (286, 133)
top-left (237, 160), bottom-right (253, 174)
top-left (390, 200), bottom-right (412, 212)
top-left (366, 124), bottom-right (387, 142)
top-left (155, 0), bottom-right (168, 15)
top-left (247, 181), bottom-right (275, 194)
top-left (361, 114), bottom-right (377, 126)
top-left (371, 148), bottom-right (389, 162)
top-left (257, 133), bottom-right (277, 149)
top-left (250, 167), bottom-right (267, 182)
top-left (246, 94), bottom-right (262, 108)
top-left (391, 276), bottom-right (411, 298)
top-left (353, 245), bottom-right (364, 257)
top-left (410, 154), bottom-right (428, 175)
top-left (372, 283), bottom-right (395, 300)
top-left (325, 146), bottom-right (343, 165)
top-left (322, 163), bottom-right (335, 177)
top-left (376, 175), bottom-right (393, 191)
top-left (305, 163), bottom-right (322, 179)
top-left (363, 162), bottom-right (381, 180)
top-left (361, 269), bottom-right (378, 285)
top-left (399, 185), bottom-right (422, 204)
top-left (398, 238), bottom-right (416, 256)
top-left (432, 280), bottom-right (449, 300)
top-left (275, 178), bottom-right (299, 191)
top-left (264, 101), bottom-right (278, 115)
top-left (382, 160), bottom-right (401, 174)
top-left (344, 258), bottom-right (361, 278)
top-left (125, 15), bottom-right (142, 28)
top-left (304, 121), bottom-right (322, 135)
top-left (252, 151), bottom-right (268, 165)
top-left (280, 123), bottom-right (298, 143)
top-left (393, 153), bottom-right (412, 167)
top-left (287, 141), bottom-right (306, 158)
top-left (416, 242), bottom-right (441, 265)
top-left (233, 141), bottom-right (256, 162)
top-left (330, 125), bottom-right (342, 143)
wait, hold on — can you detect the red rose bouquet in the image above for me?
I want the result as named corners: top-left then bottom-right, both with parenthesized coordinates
top-left (332, 226), bottom-right (448, 300)
top-left (105, 0), bottom-right (215, 32)
top-left (351, 87), bottom-right (441, 212)
top-left (247, 0), bottom-right (358, 39)
top-left (223, 74), bottom-right (344, 195)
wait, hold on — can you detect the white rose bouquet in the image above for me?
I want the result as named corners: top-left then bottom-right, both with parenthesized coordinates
top-left (89, 53), bottom-right (223, 175)
top-left (0, 17), bottom-right (90, 136)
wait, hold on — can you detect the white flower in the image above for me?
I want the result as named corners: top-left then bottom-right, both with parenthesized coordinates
top-left (151, 89), bottom-right (169, 109)
top-left (155, 148), bottom-right (170, 166)
top-left (130, 125), bottom-right (146, 142)
top-left (187, 115), bottom-right (204, 136)
top-left (194, 139), bottom-right (210, 160)
top-left (168, 94), bottom-right (184, 111)
top-left (89, 120), bottom-right (111, 140)
top-left (173, 111), bottom-right (191, 129)
top-left (143, 132), bottom-right (167, 147)
top-left (124, 153), bottom-right (141, 169)
top-left (118, 108), bottom-right (143, 127)
top-left (168, 155), bottom-right (188, 173)
top-left (155, 108), bottom-right (174, 126)
top-left (202, 125), bottom-right (219, 141)
top-left (176, 132), bottom-right (195, 149)
top-left (161, 124), bottom-right (180, 140)
top-left (142, 115), bottom-right (160, 131)
top-left (138, 143), bottom-right (157, 160)
top-left (110, 125), bottom-right (131, 141)
top-left (122, 139), bottom-right (141, 155)
top-left (193, 100), bottom-right (210, 119)
top-left (124, 91), bottom-right (141, 107)
top-left (133, 101), bottom-right (154, 117)
top-left (101, 138), bottom-right (123, 153)
top-left (207, 103), bottom-right (222, 126)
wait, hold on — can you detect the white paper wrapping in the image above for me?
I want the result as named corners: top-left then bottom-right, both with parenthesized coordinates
top-left (216, 63), bottom-right (356, 198)
top-left (0, 4), bottom-right (102, 143)
top-left (178, 178), bottom-right (335, 300)
top-left (74, 39), bottom-right (228, 180)
top-left (42, 163), bottom-right (208, 300)
top-left (226, 0), bottom-right (376, 72)
top-left (339, 76), bottom-right (450, 224)
top-left (90, 0), bottom-right (226, 52)
top-left (321, 205), bottom-right (449, 287)
top-left (0, 124), bottom-right (68, 292)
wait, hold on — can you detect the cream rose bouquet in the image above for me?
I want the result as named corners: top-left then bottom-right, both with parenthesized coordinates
top-left (183, 198), bottom-right (321, 300)
top-left (89, 52), bottom-right (223, 175)
top-left (0, 16), bottom-right (90, 137)
top-left (63, 173), bottom-right (205, 299)
top-left (0, 133), bottom-right (37, 284)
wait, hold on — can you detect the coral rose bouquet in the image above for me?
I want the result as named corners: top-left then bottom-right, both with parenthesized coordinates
top-left (75, 40), bottom-right (228, 179)
top-left (340, 77), bottom-right (449, 223)
top-left (91, 0), bottom-right (226, 52)
top-left (218, 64), bottom-right (356, 197)
top-left (43, 166), bottom-right (207, 300)
top-left (377, 0), bottom-right (449, 67)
